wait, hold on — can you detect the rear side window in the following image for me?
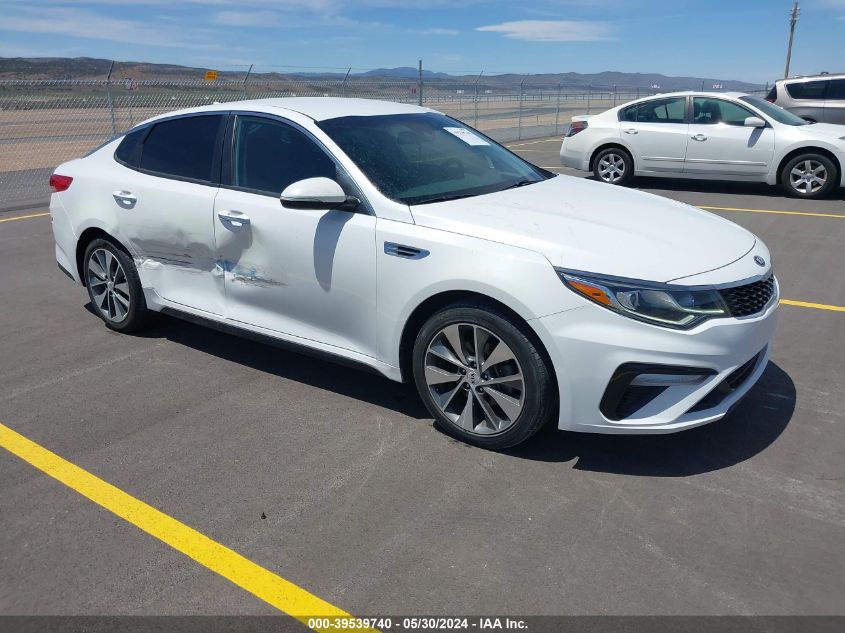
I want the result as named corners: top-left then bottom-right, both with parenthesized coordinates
top-left (139, 115), bottom-right (223, 183)
top-left (785, 80), bottom-right (827, 100)
top-left (828, 79), bottom-right (845, 100)
top-left (621, 97), bottom-right (686, 124)
top-left (114, 128), bottom-right (146, 167)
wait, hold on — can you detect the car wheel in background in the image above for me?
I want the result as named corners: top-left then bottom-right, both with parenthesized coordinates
top-left (781, 153), bottom-right (837, 199)
top-left (83, 238), bottom-right (150, 333)
top-left (412, 303), bottom-right (556, 450)
top-left (593, 147), bottom-right (634, 186)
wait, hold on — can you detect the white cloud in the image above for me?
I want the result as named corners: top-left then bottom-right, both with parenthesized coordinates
top-left (416, 28), bottom-right (459, 35)
top-left (476, 20), bottom-right (613, 42)
top-left (210, 10), bottom-right (283, 27)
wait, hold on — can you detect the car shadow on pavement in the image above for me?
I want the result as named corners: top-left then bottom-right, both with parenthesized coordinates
top-left (506, 361), bottom-right (795, 476)
top-left (132, 312), bottom-right (432, 420)
top-left (630, 177), bottom-right (845, 201)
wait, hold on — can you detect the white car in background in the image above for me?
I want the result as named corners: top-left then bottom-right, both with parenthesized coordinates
top-left (50, 98), bottom-right (778, 450)
top-left (560, 91), bottom-right (845, 199)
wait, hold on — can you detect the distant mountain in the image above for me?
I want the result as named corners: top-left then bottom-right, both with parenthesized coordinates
top-left (358, 67), bottom-right (451, 79)
top-left (0, 56), bottom-right (765, 90)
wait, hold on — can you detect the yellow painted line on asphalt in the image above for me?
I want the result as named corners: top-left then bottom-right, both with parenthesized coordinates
top-left (506, 137), bottom-right (562, 148)
top-left (699, 205), bottom-right (845, 219)
top-left (0, 212), bottom-right (50, 223)
top-left (0, 422), bottom-right (374, 633)
top-left (780, 299), bottom-right (845, 312)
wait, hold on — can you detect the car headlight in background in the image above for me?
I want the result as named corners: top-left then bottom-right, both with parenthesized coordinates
top-left (556, 269), bottom-right (729, 329)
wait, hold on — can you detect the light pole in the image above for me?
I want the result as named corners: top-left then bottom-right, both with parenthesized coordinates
top-left (784, 1), bottom-right (800, 79)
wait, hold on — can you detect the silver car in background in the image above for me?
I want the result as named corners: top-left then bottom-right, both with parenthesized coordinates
top-left (767, 73), bottom-right (845, 124)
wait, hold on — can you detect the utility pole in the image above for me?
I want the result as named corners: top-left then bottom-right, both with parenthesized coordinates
top-left (784, 1), bottom-right (800, 79)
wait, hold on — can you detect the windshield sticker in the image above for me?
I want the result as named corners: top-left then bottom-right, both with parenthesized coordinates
top-left (443, 127), bottom-right (489, 146)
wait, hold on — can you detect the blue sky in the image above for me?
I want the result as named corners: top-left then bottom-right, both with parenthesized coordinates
top-left (1, 0), bottom-right (844, 82)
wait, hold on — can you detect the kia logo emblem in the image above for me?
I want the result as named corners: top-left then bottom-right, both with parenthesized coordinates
top-left (754, 256), bottom-right (766, 267)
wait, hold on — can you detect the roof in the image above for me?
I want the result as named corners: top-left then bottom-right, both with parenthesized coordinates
top-left (144, 97), bottom-right (432, 125)
top-left (778, 72), bottom-right (845, 83)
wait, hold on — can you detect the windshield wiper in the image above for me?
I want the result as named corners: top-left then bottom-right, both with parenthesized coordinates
top-left (500, 179), bottom-right (537, 191)
top-left (414, 193), bottom-right (478, 205)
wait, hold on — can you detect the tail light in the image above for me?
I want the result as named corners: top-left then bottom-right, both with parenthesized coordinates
top-left (566, 120), bottom-right (588, 137)
top-left (49, 174), bottom-right (73, 192)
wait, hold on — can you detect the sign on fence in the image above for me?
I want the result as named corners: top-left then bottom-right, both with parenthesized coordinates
top-left (204, 71), bottom-right (218, 81)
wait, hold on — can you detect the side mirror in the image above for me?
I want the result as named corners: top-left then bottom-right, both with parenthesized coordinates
top-left (744, 116), bottom-right (766, 128)
top-left (280, 177), bottom-right (359, 211)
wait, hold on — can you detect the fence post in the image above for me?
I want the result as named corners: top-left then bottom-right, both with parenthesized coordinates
top-left (341, 67), bottom-right (351, 98)
top-left (517, 77), bottom-right (525, 140)
top-left (418, 59), bottom-right (423, 106)
top-left (587, 84), bottom-right (592, 114)
top-left (612, 84), bottom-right (617, 107)
top-left (473, 70), bottom-right (483, 127)
top-left (554, 82), bottom-right (562, 134)
top-left (106, 60), bottom-right (117, 134)
top-left (242, 64), bottom-right (253, 99)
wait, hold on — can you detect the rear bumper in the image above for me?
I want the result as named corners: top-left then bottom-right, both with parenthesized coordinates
top-left (559, 142), bottom-right (590, 171)
top-left (533, 296), bottom-right (779, 434)
top-left (50, 194), bottom-right (80, 284)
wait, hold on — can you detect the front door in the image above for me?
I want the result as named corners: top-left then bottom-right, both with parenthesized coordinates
top-left (685, 97), bottom-right (774, 177)
top-left (214, 114), bottom-right (378, 357)
top-left (618, 96), bottom-right (689, 173)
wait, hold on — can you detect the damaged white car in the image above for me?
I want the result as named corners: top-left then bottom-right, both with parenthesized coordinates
top-left (49, 98), bottom-right (778, 449)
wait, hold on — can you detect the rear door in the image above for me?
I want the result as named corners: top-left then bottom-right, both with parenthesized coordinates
top-left (823, 78), bottom-right (845, 124)
top-left (618, 97), bottom-right (689, 173)
top-left (116, 113), bottom-right (226, 315)
top-left (684, 97), bottom-right (774, 177)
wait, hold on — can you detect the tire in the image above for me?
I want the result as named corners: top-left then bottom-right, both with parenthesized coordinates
top-left (593, 147), bottom-right (634, 186)
top-left (412, 303), bottom-right (556, 450)
top-left (780, 153), bottom-right (838, 199)
top-left (83, 238), bottom-right (150, 333)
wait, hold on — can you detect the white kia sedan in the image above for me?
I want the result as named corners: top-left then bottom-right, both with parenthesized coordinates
top-left (560, 91), bottom-right (845, 198)
top-left (49, 98), bottom-right (778, 449)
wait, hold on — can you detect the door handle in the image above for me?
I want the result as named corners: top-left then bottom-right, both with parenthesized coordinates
top-left (217, 210), bottom-right (251, 228)
top-left (623, 128), bottom-right (638, 134)
top-left (691, 134), bottom-right (708, 142)
top-left (112, 190), bottom-right (137, 209)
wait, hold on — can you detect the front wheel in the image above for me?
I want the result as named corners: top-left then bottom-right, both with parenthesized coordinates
top-left (781, 153), bottom-right (837, 199)
top-left (593, 147), bottom-right (634, 186)
top-left (83, 238), bottom-right (150, 333)
top-left (412, 304), bottom-right (556, 450)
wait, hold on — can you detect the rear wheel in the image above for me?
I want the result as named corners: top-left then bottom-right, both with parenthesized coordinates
top-left (781, 153), bottom-right (837, 199)
top-left (83, 238), bottom-right (150, 333)
top-left (412, 303), bottom-right (556, 450)
top-left (593, 147), bottom-right (634, 186)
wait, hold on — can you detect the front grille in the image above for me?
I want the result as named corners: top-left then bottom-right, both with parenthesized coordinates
top-left (687, 350), bottom-right (763, 413)
top-left (719, 275), bottom-right (775, 317)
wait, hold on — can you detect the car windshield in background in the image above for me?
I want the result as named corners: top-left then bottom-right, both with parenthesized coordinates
top-left (740, 96), bottom-right (808, 126)
top-left (318, 113), bottom-right (551, 205)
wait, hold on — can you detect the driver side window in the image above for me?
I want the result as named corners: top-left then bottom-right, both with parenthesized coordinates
top-left (232, 116), bottom-right (338, 196)
top-left (692, 98), bottom-right (756, 126)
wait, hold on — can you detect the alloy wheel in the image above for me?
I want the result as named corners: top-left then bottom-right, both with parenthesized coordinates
top-left (598, 153), bottom-right (626, 183)
top-left (87, 248), bottom-right (131, 323)
top-left (424, 323), bottom-right (525, 435)
top-left (789, 159), bottom-right (827, 195)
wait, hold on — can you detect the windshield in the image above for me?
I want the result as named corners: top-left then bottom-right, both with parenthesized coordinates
top-left (317, 113), bottom-right (551, 205)
top-left (740, 96), bottom-right (808, 126)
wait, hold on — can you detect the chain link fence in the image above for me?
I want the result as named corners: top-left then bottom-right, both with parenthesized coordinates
top-left (0, 73), bottom-right (661, 210)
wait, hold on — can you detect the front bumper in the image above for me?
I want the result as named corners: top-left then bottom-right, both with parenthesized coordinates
top-left (533, 297), bottom-right (779, 434)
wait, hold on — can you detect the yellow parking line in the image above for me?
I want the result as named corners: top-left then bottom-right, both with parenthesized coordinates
top-left (506, 138), bottom-right (562, 148)
top-left (0, 212), bottom-right (50, 223)
top-left (780, 299), bottom-right (845, 312)
top-left (0, 422), bottom-right (373, 633)
top-left (700, 205), bottom-right (845, 219)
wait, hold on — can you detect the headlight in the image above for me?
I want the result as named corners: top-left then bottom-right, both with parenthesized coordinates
top-left (556, 269), bottom-right (729, 329)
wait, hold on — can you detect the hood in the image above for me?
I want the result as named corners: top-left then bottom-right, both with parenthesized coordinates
top-left (409, 175), bottom-right (756, 283)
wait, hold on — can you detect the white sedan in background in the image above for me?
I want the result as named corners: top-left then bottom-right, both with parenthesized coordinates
top-left (560, 91), bottom-right (845, 198)
top-left (50, 98), bottom-right (777, 450)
